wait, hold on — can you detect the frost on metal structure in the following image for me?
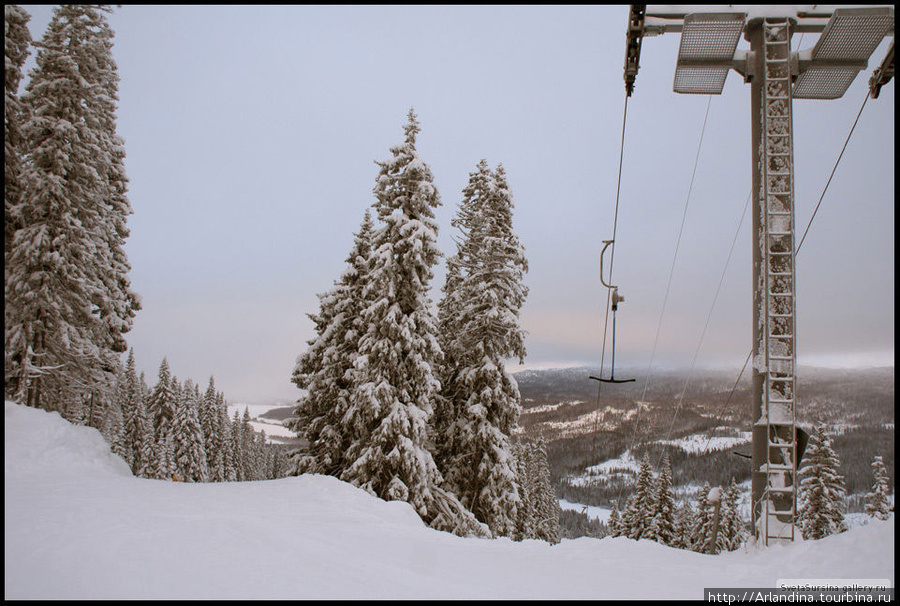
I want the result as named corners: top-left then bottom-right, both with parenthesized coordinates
top-left (752, 18), bottom-right (798, 545)
top-left (629, 4), bottom-right (895, 546)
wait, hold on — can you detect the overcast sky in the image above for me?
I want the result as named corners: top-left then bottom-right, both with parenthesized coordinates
top-left (19, 5), bottom-right (894, 404)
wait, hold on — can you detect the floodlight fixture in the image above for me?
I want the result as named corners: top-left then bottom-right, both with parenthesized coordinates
top-left (673, 12), bottom-right (746, 94)
top-left (793, 7), bottom-right (895, 99)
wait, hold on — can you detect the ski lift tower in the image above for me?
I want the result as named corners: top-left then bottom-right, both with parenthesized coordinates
top-left (624, 5), bottom-right (894, 545)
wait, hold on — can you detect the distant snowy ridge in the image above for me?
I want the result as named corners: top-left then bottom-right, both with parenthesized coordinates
top-left (5, 401), bottom-right (894, 600)
top-left (651, 430), bottom-right (752, 455)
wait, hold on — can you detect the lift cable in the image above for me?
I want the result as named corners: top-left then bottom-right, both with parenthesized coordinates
top-left (590, 93), bottom-right (631, 457)
top-left (610, 95), bottom-right (713, 506)
top-left (796, 90), bottom-right (870, 255)
top-left (654, 189), bottom-right (751, 471)
top-left (699, 87), bottom-right (873, 457)
top-left (624, 95), bottom-right (713, 460)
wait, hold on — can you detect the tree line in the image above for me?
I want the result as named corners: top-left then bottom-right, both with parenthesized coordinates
top-left (606, 425), bottom-right (893, 548)
top-left (288, 111), bottom-right (560, 542)
top-left (607, 453), bottom-right (747, 553)
top-left (4, 5), bottom-right (285, 486)
top-left (103, 351), bottom-right (287, 482)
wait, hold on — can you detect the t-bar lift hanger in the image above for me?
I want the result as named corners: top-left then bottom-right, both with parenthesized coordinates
top-left (590, 240), bottom-right (635, 384)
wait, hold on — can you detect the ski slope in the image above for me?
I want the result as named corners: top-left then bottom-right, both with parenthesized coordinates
top-left (4, 401), bottom-right (894, 600)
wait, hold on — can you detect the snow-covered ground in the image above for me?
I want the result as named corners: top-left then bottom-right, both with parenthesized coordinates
top-left (558, 499), bottom-right (614, 524)
top-left (652, 430), bottom-right (752, 454)
top-left (567, 428), bottom-right (751, 488)
top-left (5, 401), bottom-right (894, 600)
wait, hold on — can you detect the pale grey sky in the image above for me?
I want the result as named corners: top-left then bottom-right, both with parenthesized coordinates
top-left (19, 5), bottom-right (894, 403)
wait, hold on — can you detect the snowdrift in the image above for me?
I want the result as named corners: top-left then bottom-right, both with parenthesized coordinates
top-left (4, 401), bottom-right (894, 599)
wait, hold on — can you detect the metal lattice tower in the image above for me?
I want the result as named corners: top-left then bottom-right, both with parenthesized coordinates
top-left (754, 18), bottom-right (798, 543)
top-left (622, 5), bottom-right (894, 545)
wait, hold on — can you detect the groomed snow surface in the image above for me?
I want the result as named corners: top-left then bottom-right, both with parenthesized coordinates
top-left (5, 401), bottom-right (894, 600)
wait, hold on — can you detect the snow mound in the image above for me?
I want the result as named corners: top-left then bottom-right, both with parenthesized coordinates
top-left (5, 400), bottom-right (133, 479)
top-left (4, 400), bottom-right (894, 600)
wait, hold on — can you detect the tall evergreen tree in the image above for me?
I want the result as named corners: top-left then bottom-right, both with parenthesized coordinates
top-left (511, 440), bottom-right (536, 540)
top-left (512, 437), bottom-right (560, 544)
top-left (5, 5), bottom-right (138, 411)
top-left (123, 364), bottom-right (154, 477)
top-left (647, 454), bottom-right (676, 545)
top-left (115, 349), bottom-right (137, 465)
top-left (339, 110), bottom-right (446, 525)
top-left (212, 392), bottom-right (229, 482)
top-left (123, 386), bottom-right (154, 478)
top-left (692, 483), bottom-right (715, 553)
top-left (240, 407), bottom-right (254, 480)
top-left (101, 390), bottom-right (126, 459)
top-left (288, 210), bottom-right (374, 476)
top-left (608, 503), bottom-right (623, 538)
top-left (222, 406), bottom-right (237, 482)
top-left (199, 377), bottom-right (222, 480)
top-left (4, 5), bottom-right (31, 267)
top-left (530, 438), bottom-right (561, 544)
top-left (624, 453), bottom-right (656, 540)
top-left (797, 425), bottom-right (847, 540)
top-left (718, 479), bottom-right (746, 551)
top-left (172, 378), bottom-right (209, 482)
top-left (865, 455), bottom-right (892, 520)
top-left (672, 500), bottom-right (696, 550)
top-left (231, 409), bottom-right (245, 481)
top-left (435, 160), bottom-right (529, 537)
top-left (148, 358), bottom-right (176, 440)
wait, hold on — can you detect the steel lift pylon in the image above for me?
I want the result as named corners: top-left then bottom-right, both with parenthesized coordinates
top-left (621, 4), bottom-right (894, 545)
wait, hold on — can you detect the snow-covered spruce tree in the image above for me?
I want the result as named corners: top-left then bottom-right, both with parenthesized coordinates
top-left (122, 358), bottom-right (154, 478)
top-left (865, 455), bottom-right (892, 520)
top-left (199, 377), bottom-right (222, 481)
top-left (215, 391), bottom-right (232, 482)
top-left (671, 500), bottom-right (696, 550)
top-left (608, 503), bottom-right (623, 537)
top-left (4, 5), bottom-right (31, 265)
top-left (531, 438), bottom-right (561, 544)
top-left (101, 386), bottom-right (126, 459)
top-left (623, 453), bottom-right (656, 540)
top-left (221, 405), bottom-right (236, 482)
top-left (797, 424), bottom-right (848, 540)
top-left (253, 431), bottom-right (269, 480)
top-left (122, 374), bottom-right (154, 479)
top-left (510, 440), bottom-right (535, 539)
top-left (692, 483), bottom-right (714, 553)
top-left (114, 349), bottom-right (136, 465)
top-left (231, 409), bottom-right (244, 481)
top-left (5, 5), bottom-right (139, 412)
top-left (511, 437), bottom-right (560, 543)
top-left (149, 362), bottom-right (178, 480)
top-left (172, 378), bottom-right (209, 482)
top-left (339, 110), bottom-right (485, 538)
top-left (719, 479), bottom-right (746, 551)
top-left (148, 358), bottom-right (176, 440)
top-left (240, 407), bottom-right (254, 480)
top-left (434, 160), bottom-right (529, 538)
top-left (288, 210), bottom-right (374, 476)
top-left (646, 454), bottom-right (676, 545)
